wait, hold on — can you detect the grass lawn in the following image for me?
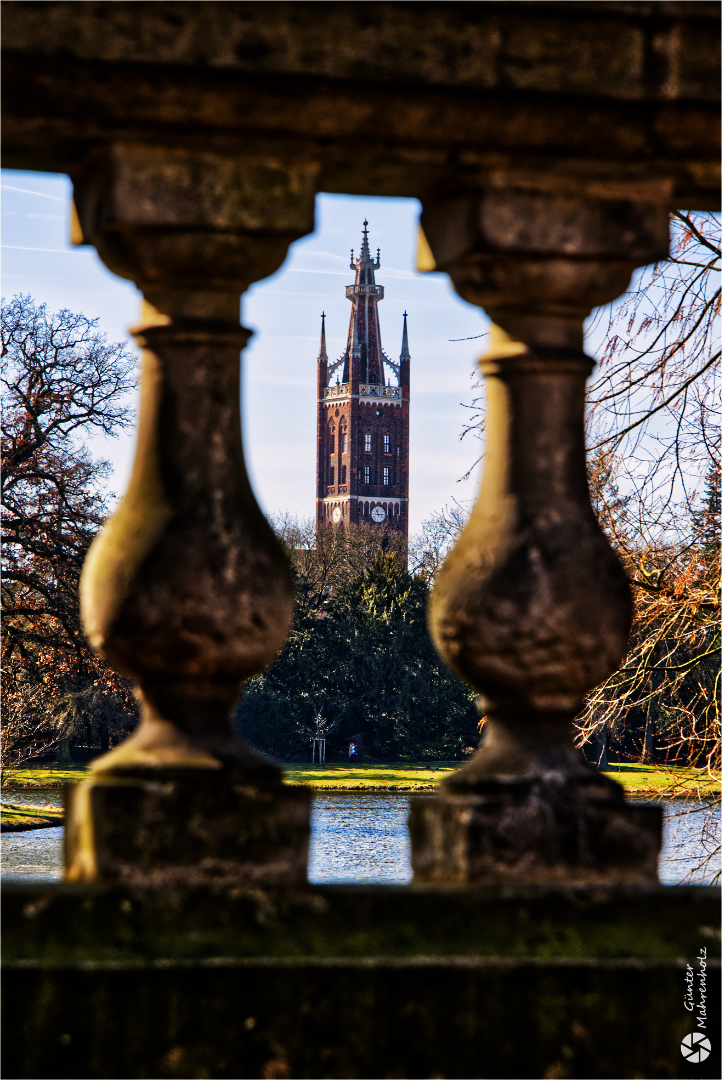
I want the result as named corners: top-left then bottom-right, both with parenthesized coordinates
top-left (1, 802), bottom-right (64, 832)
top-left (2, 760), bottom-right (718, 798)
top-left (284, 761), bottom-right (720, 796)
top-left (597, 762), bottom-right (720, 798)
top-left (2, 765), bottom-right (90, 789)
top-left (282, 763), bottom-right (459, 791)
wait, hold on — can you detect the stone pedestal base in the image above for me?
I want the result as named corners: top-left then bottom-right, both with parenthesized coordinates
top-left (409, 779), bottom-right (662, 886)
top-left (64, 769), bottom-right (311, 886)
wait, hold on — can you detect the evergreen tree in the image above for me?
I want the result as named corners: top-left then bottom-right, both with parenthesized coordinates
top-left (235, 553), bottom-right (479, 761)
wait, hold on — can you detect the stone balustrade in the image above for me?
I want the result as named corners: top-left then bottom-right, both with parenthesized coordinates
top-left (359, 384), bottom-right (402, 398)
top-left (323, 383), bottom-right (350, 399)
top-left (2, 3), bottom-right (719, 1077)
top-left (345, 283), bottom-right (384, 298)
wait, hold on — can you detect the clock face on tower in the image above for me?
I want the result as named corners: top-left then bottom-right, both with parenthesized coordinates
top-left (332, 507), bottom-right (342, 523)
top-left (371, 506), bottom-right (386, 523)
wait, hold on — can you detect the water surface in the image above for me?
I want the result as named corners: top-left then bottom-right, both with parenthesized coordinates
top-left (2, 788), bottom-right (718, 885)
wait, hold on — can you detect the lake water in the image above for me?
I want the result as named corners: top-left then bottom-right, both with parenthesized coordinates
top-left (1, 789), bottom-right (719, 886)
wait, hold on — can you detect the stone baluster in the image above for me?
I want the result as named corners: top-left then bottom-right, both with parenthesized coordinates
top-left (410, 176), bottom-right (670, 885)
top-left (64, 145), bottom-right (318, 885)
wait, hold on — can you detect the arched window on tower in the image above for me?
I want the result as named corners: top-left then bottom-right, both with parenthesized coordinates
top-left (383, 434), bottom-right (390, 454)
top-left (364, 433), bottom-right (372, 453)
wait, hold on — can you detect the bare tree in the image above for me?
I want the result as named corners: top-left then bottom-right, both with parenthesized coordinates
top-left (584, 210), bottom-right (719, 555)
top-left (1, 295), bottom-right (140, 766)
top-left (408, 501), bottom-right (469, 583)
top-left (270, 514), bottom-right (407, 610)
top-left (0, 684), bottom-right (58, 782)
top-left (575, 212), bottom-right (720, 882)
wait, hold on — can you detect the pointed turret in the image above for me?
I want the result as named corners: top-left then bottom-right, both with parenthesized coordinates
top-left (317, 311), bottom-right (329, 407)
top-left (399, 310), bottom-right (410, 396)
top-left (318, 311), bottom-right (328, 361)
top-left (399, 311), bottom-right (411, 361)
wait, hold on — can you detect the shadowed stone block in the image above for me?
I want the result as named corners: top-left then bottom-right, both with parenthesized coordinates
top-left (3, 882), bottom-right (719, 1079)
top-left (410, 776), bottom-right (662, 886)
top-left (65, 769), bottom-right (311, 886)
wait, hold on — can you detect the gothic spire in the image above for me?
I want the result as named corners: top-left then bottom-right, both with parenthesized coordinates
top-left (351, 220), bottom-right (381, 271)
top-left (318, 312), bottom-right (328, 361)
top-left (400, 310), bottom-right (411, 360)
top-left (360, 219), bottom-right (370, 260)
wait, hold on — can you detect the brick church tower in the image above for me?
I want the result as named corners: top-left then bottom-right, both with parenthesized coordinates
top-left (316, 221), bottom-right (410, 545)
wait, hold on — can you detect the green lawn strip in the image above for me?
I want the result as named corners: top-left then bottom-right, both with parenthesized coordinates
top-left (2, 765), bottom-right (90, 790)
top-left (602, 763), bottom-right (720, 798)
top-left (1, 802), bottom-right (65, 832)
top-left (3, 761), bottom-right (718, 798)
top-left (283, 763), bottom-right (458, 791)
top-left (283, 761), bottom-right (720, 795)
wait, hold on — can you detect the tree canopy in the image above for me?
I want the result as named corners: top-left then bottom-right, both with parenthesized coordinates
top-left (1, 295), bottom-right (139, 766)
top-left (235, 542), bottom-right (480, 761)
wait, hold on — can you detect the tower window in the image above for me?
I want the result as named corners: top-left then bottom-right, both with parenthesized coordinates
top-left (383, 434), bottom-right (390, 454)
top-left (341, 465), bottom-right (347, 484)
top-left (330, 467), bottom-right (334, 484)
top-left (363, 466), bottom-right (370, 484)
top-left (329, 435), bottom-right (335, 453)
top-left (383, 467), bottom-right (390, 486)
top-left (364, 433), bottom-right (372, 452)
top-left (341, 432), bottom-right (347, 453)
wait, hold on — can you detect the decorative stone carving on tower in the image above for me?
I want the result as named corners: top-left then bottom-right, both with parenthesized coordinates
top-left (316, 222), bottom-right (410, 544)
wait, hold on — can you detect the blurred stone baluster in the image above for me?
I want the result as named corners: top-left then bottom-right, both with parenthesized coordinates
top-left (64, 146), bottom-right (319, 885)
top-left (411, 177), bottom-right (670, 885)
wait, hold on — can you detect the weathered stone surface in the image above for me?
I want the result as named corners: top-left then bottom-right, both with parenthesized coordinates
top-left (3, 2), bottom-right (718, 101)
top-left (413, 184), bottom-right (674, 885)
top-left (3, 882), bottom-right (719, 1079)
top-left (62, 148), bottom-right (318, 882)
top-left (2, 4), bottom-right (719, 206)
top-left (64, 769), bottom-right (311, 886)
top-left (426, 351), bottom-right (634, 706)
top-left (410, 781), bottom-right (662, 886)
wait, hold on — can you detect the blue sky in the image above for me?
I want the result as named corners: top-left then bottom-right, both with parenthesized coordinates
top-left (2, 171), bottom-right (491, 532)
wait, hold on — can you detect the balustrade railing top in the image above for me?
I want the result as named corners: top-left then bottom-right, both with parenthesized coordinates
top-left (2, 0), bottom-right (717, 889)
top-left (324, 384), bottom-right (350, 398)
top-left (359, 384), bottom-right (401, 398)
top-left (346, 284), bottom-right (384, 298)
